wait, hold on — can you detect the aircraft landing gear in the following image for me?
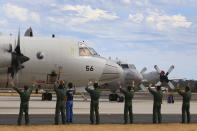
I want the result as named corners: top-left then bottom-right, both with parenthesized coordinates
top-left (42, 92), bottom-right (52, 101)
top-left (109, 94), bottom-right (124, 102)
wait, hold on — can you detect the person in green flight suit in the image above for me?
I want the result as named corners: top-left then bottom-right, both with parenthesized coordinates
top-left (118, 81), bottom-right (136, 124)
top-left (54, 80), bottom-right (67, 125)
top-left (176, 83), bottom-right (192, 123)
top-left (85, 81), bottom-right (101, 124)
top-left (10, 81), bottom-right (37, 125)
top-left (148, 83), bottom-right (163, 124)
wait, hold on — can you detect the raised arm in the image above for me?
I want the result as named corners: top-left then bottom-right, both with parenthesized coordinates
top-left (131, 80), bottom-right (137, 92)
top-left (74, 84), bottom-right (77, 94)
top-left (85, 81), bottom-right (93, 93)
top-left (118, 82), bottom-right (126, 94)
top-left (29, 82), bottom-right (37, 94)
top-left (176, 83), bottom-right (184, 96)
top-left (53, 80), bottom-right (59, 92)
top-left (148, 84), bottom-right (157, 95)
top-left (10, 82), bottom-right (22, 94)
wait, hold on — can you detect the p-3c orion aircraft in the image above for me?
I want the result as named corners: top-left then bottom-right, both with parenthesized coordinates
top-left (102, 60), bottom-right (177, 102)
top-left (0, 28), bottom-right (123, 89)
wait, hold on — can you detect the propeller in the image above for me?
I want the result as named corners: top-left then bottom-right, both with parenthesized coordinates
top-left (140, 67), bottom-right (147, 74)
top-left (154, 65), bottom-right (175, 89)
top-left (8, 30), bottom-right (30, 78)
top-left (138, 67), bottom-right (148, 91)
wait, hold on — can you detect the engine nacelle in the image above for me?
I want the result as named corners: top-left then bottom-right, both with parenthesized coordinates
top-left (0, 44), bottom-right (12, 68)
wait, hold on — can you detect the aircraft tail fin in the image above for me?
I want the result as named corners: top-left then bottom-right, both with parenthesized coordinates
top-left (24, 27), bottom-right (33, 37)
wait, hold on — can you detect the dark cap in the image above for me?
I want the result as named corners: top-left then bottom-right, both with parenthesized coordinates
top-left (68, 82), bottom-right (73, 89)
top-left (24, 85), bottom-right (29, 90)
top-left (156, 86), bottom-right (161, 91)
top-left (94, 83), bottom-right (99, 88)
top-left (185, 86), bottom-right (190, 91)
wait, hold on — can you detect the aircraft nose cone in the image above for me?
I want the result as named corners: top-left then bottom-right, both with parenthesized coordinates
top-left (99, 60), bottom-right (123, 84)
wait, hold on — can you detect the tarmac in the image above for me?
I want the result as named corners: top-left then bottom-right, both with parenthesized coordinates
top-left (1, 95), bottom-right (197, 125)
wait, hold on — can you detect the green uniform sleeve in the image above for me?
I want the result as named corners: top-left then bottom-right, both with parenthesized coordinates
top-left (53, 84), bottom-right (58, 92)
top-left (29, 86), bottom-right (34, 94)
top-left (148, 87), bottom-right (156, 95)
top-left (177, 89), bottom-right (184, 96)
top-left (12, 86), bottom-right (22, 95)
top-left (120, 88), bottom-right (126, 95)
top-left (85, 86), bottom-right (92, 93)
top-left (133, 87), bottom-right (138, 92)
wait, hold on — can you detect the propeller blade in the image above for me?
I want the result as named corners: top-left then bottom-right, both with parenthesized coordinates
top-left (166, 65), bottom-right (174, 76)
top-left (156, 81), bottom-right (162, 86)
top-left (8, 30), bottom-right (30, 79)
top-left (15, 29), bottom-right (21, 54)
top-left (19, 55), bottom-right (30, 63)
top-left (139, 84), bottom-right (147, 91)
top-left (140, 67), bottom-right (147, 74)
top-left (154, 65), bottom-right (161, 74)
top-left (168, 81), bottom-right (175, 89)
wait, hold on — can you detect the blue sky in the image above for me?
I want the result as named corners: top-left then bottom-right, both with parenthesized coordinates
top-left (0, 0), bottom-right (197, 79)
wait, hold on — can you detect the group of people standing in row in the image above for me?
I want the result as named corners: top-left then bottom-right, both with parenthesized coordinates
top-left (118, 81), bottom-right (191, 124)
top-left (9, 80), bottom-right (191, 125)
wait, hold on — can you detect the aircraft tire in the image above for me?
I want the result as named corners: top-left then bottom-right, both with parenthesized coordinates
top-left (117, 96), bottom-right (124, 102)
top-left (109, 94), bottom-right (118, 101)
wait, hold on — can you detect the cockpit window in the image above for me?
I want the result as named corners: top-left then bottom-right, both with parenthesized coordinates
top-left (79, 47), bottom-right (91, 56)
top-left (79, 42), bottom-right (100, 56)
top-left (89, 48), bottom-right (99, 56)
top-left (129, 64), bottom-right (136, 69)
top-left (120, 64), bottom-right (129, 69)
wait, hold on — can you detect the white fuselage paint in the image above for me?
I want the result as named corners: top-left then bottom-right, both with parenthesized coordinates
top-left (0, 36), bottom-right (122, 88)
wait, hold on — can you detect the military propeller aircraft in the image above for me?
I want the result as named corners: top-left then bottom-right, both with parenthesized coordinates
top-left (0, 29), bottom-right (123, 89)
top-left (101, 60), bottom-right (177, 102)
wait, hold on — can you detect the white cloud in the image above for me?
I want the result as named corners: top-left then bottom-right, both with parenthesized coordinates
top-left (0, 19), bottom-right (7, 24)
top-left (62, 5), bottom-right (118, 23)
top-left (128, 13), bottom-right (144, 23)
top-left (30, 12), bottom-right (40, 23)
top-left (47, 16), bottom-right (65, 24)
top-left (2, 3), bottom-right (40, 23)
top-left (122, 0), bottom-right (131, 4)
top-left (146, 11), bottom-right (192, 30)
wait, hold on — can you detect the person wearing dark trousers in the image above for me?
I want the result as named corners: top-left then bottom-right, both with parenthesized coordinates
top-left (10, 81), bottom-right (36, 125)
top-left (54, 80), bottom-right (67, 125)
top-left (118, 81), bottom-right (135, 124)
top-left (176, 83), bottom-right (192, 123)
top-left (148, 83), bottom-right (163, 124)
top-left (85, 81), bottom-right (101, 124)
